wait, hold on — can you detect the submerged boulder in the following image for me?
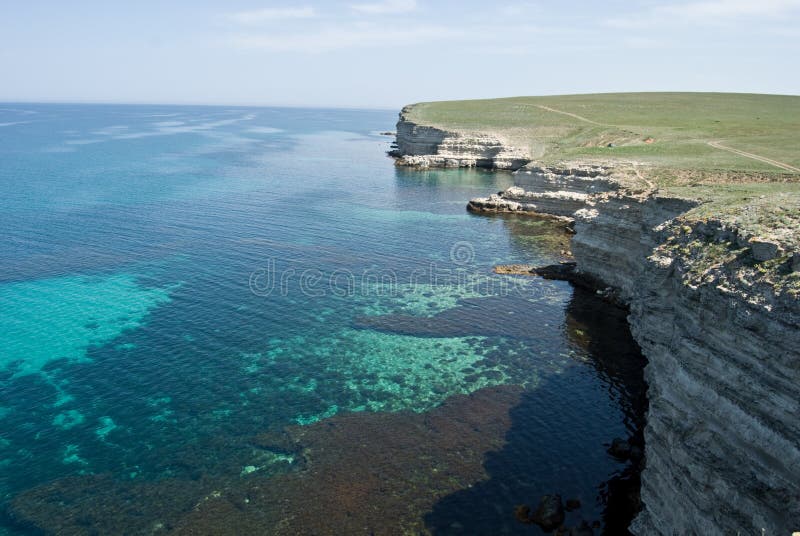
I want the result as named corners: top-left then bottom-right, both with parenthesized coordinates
top-left (565, 521), bottom-right (595, 535)
top-left (514, 504), bottom-right (533, 524)
top-left (532, 494), bottom-right (565, 531)
top-left (608, 438), bottom-right (632, 459)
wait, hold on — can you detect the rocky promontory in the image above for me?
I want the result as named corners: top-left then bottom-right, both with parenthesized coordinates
top-left (391, 106), bottom-right (530, 170)
top-left (393, 103), bottom-right (800, 535)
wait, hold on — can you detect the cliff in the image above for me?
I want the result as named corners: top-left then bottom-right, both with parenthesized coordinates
top-left (396, 111), bottom-right (800, 534)
top-left (392, 106), bottom-right (530, 170)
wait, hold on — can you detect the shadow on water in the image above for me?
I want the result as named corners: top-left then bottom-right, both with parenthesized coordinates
top-left (424, 286), bottom-right (648, 536)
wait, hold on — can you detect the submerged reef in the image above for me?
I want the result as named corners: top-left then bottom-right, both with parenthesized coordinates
top-left (7, 287), bottom-right (647, 535)
top-left (8, 386), bottom-right (522, 535)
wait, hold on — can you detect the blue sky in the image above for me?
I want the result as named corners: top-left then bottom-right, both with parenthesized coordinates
top-left (1, 0), bottom-right (798, 108)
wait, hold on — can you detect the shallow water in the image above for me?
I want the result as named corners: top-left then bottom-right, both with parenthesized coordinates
top-left (0, 104), bottom-right (644, 534)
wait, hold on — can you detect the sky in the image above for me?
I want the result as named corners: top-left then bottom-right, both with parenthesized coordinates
top-left (1, 0), bottom-right (798, 108)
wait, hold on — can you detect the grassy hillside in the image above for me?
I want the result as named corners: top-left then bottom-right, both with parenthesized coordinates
top-left (406, 92), bottom-right (800, 175)
top-left (406, 93), bottom-right (800, 248)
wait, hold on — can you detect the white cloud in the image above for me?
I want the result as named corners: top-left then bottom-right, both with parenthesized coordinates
top-left (663, 0), bottom-right (800, 18)
top-left (229, 7), bottom-right (316, 24)
top-left (498, 2), bottom-right (542, 18)
top-left (231, 23), bottom-right (459, 52)
top-left (605, 0), bottom-right (800, 28)
top-left (349, 0), bottom-right (417, 15)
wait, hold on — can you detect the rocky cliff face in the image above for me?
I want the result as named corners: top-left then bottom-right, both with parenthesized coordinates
top-left (469, 177), bottom-right (800, 534)
top-left (628, 221), bottom-right (800, 535)
top-left (440, 152), bottom-right (800, 532)
top-left (392, 106), bottom-right (530, 170)
top-left (466, 165), bottom-right (618, 218)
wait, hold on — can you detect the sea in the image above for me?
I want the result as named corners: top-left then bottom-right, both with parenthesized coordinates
top-left (0, 104), bottom-right (645, 534)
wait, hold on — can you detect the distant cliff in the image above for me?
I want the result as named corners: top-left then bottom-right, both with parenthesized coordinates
top-left (396, 104), bottom-right (800, 534)
top-left (391, 106), bottom-right (530, 170)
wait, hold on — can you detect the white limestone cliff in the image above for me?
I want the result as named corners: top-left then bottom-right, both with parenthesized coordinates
top-left (392, 106), bottom-right (530, 170)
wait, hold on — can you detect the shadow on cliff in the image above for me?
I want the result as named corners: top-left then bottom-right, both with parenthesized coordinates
top-left (423, 286), bottom-right (648, 535)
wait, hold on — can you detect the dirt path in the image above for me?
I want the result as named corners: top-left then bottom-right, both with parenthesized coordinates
top-left (633, 163), bottom-right (655, 190)
top-left (707, 141), bottom-right (800, 173)
top-left (533, 104), bottom-right (799, 176)
top-left (534, 105), bottom-right (611, 127)
top-left (534, 105), bottom-right (658, 188)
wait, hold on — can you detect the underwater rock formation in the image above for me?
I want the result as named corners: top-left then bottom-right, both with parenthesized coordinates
top-left (8, 386), bottom-right (522, 535)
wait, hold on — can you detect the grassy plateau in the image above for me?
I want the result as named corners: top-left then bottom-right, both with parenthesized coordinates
top-left (404, 92), bottom-right (800, 248)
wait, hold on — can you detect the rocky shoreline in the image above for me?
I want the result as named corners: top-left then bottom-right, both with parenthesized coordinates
top-left (394, 107), bottom-right (800, 535)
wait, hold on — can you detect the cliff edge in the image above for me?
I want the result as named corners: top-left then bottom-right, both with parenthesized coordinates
top-left (391, 106), bottom-right (530, 170)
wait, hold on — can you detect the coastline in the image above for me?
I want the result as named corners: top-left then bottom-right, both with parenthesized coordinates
top-left (393, 103), bottom-right (800, 535)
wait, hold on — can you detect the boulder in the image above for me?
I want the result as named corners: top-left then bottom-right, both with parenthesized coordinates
top-left (505, 186), bottom-right (526, 197)
top-left (792, 252), bottom-right (800, 273)
top-left (608, 438), bottom-right (632, 459)
top-left (749, 239), bottom-right (783, 262)
top-left (494, 264), bottom-right (536, 275)
top-left (514, 504), bottom-right (533, 524)
top-left (532, 494), bottom-right (565, 531)
top-left (566, 521), bottom-right (595, 535)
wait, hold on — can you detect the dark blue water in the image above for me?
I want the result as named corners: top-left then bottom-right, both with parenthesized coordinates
top-left (0, 104), bottom-right (644, 534)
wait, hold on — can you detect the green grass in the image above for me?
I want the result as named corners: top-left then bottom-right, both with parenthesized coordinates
top-left (405, 93), bottom-right (800, 245)
top-left (405, 92), bottom-right (800, 173)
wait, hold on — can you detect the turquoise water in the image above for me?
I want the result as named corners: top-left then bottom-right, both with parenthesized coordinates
top-left (0, 104), bottom-right (644, 534)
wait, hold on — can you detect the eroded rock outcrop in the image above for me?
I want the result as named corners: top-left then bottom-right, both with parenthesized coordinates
top-left (391, 106), bottom-right (530, 170)
top-left (467, 166), bottom-right (618, 218)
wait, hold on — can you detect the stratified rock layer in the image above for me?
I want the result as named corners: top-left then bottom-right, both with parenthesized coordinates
top-left (467, 166), bottom-right (618, 218)
top-left (392, 106), bottom-right (530, 170)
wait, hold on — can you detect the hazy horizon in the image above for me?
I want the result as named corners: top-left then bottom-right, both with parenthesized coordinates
top-left (3, 90), bottom-right (800, 111)
top-left (2, 0), bottom-right (799, 108)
